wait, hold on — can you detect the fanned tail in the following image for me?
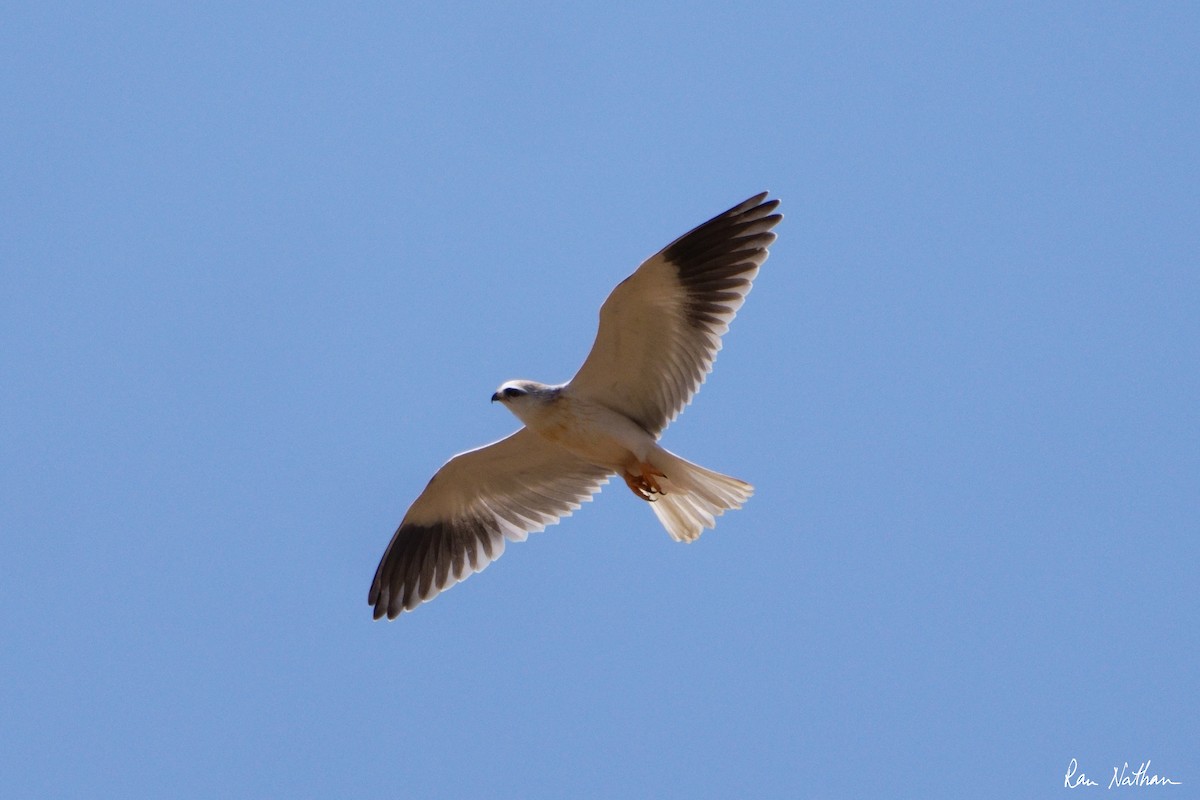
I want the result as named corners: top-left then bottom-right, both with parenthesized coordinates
top-left (646, 450), bottom-right (753, 542)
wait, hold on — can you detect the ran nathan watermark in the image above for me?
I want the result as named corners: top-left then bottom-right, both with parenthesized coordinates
top-left (1065, 759), bottom-right (1181, 789)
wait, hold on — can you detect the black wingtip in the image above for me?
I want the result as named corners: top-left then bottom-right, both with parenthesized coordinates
top-left (368, 517), bottom-right (500, 620)
top-left (715, 192), bottom-right (781, 226)
top-left (663, 192), bottom-right (783, 266)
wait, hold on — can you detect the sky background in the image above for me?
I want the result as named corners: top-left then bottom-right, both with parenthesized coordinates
top-left (2, 3), bottom-right (1197, 798)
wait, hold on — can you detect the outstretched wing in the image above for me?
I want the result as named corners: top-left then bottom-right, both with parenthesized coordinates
top-left (369, 429), bottom-right (610, 619)
top-left (568, 192), bottom-right (781, 436)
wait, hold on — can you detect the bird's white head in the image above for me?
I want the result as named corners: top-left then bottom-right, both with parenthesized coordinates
top-left (491, 380), bottom-right (562, 425)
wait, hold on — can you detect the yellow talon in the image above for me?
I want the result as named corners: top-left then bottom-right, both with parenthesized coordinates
top-left (622, 463), bottom-right (667, 502)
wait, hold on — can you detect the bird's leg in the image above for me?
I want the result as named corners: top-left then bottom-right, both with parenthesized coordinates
top-left (622, 462), bottom-right (667, 502)
top-left (641, 464), bottom-right (666, 496)
top-left (622, 471), bottom-right (651, 500)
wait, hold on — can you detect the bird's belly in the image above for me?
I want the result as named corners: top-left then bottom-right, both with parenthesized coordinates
top-left (531, 400), bottom-right (652, 471)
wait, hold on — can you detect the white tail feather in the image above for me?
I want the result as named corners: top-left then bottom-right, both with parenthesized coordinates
top-left (646, 450), bottom-right (753, 542)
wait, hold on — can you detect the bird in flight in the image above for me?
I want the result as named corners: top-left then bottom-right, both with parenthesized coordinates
top-left (369, 192), bottom-right (782, 619)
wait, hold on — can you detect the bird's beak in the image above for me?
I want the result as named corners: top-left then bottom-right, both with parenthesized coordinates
top-left (491, 392), bottom-right (502, 403)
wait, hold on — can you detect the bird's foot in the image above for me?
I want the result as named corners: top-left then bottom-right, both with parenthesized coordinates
top-left (623, 463), bottom-right (667, 502)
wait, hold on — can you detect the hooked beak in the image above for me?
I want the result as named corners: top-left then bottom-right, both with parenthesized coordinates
top-left (491, 392), bottom-right (502, 403)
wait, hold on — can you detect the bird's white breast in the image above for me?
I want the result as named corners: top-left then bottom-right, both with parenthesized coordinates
top-left (525, 393), bottom-right (654, 472)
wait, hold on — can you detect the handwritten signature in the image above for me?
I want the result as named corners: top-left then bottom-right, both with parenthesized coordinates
top-left (1065, 759), bottom-right (1182, 789)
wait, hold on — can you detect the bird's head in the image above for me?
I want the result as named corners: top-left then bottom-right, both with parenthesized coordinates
top-left (491, 380), bottom-right (561, 424)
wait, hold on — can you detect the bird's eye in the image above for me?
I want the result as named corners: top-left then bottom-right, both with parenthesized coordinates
top-left (503, 387), bottom-right (524, 398)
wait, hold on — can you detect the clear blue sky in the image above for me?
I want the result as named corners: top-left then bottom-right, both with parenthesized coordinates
top-left (3, 4), bottom-right (1196, 798)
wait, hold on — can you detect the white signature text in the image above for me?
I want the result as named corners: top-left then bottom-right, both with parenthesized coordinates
top-left (1065, 759), bottom-right (1181, 789)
